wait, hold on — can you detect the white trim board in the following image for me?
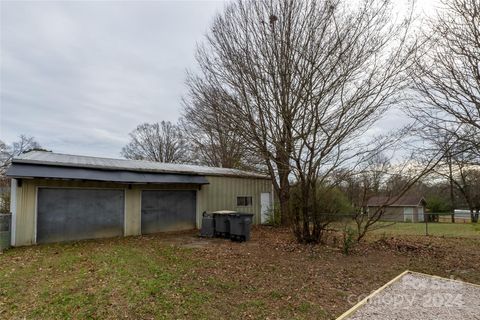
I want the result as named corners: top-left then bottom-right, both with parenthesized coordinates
top-left (10, 179), bottom-right (17, 246)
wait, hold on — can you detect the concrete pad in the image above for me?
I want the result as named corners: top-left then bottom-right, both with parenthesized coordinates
top-left (337, 270), bottom-right (480, 320)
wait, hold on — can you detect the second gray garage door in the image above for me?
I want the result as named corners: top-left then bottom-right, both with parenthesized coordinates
top-left (37, 188), bottom-right (124, 243)
top-left (141, 190), bottom-right (196, 234)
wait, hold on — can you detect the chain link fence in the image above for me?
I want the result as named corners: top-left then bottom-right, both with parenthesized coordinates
top-left (266, 211), bottom-right (480, 238)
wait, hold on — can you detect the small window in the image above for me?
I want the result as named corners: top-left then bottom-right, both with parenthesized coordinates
top-left (237, 196), bottom-right (253, 207)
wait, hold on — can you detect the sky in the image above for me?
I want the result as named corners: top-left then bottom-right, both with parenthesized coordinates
top-left (0, 0), bottom-right (437, 159)
top-left (0, 0), bottom-right (225, 157)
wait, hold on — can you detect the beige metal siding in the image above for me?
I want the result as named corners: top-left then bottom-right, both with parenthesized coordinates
top-left (15, 180), bottom-right (36, 246)
top-left (12, 176), bottom-right (272, 246)
top-left (125, 188), bottom-right (141, 236)
top-left (197, 176), bottom-right (272, 226)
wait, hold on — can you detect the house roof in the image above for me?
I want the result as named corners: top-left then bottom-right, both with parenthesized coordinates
top-left (367, 195), bottom-right (426, 207)
top-left (7, 151), bottom-right (269, 180)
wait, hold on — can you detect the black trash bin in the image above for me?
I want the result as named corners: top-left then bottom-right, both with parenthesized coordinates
top-left (229, 212), bottom-right (254, 242)
top-left (213, 211), bottom-right (235, 238)
top-left (200, 211), bottom-right (215, 237)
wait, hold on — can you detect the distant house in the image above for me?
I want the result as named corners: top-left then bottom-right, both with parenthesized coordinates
top-left (367, 195), bottom-right (427, 222)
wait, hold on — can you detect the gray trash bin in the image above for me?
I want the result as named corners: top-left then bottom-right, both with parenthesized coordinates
top-left (229, 212), bottom-right (254, 242)
top-left (0, 214), bottom-right (11, 251)
top-left (200, 212), bottom-right (215, 237)
top-left (212, 210), bottom-right (235, 238)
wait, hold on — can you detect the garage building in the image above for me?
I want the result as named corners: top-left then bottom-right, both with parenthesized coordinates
top-left (7, 151), bottom-right (273, 246)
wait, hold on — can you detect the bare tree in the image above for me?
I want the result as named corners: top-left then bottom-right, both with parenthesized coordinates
top-left (181, 86), bottom-right (261, 170)
top-left (407, 0), bottom-right (480, 222)
top-left (432, 138), bottom-right (480, 222)
top-left (446, 150), bottom-right (457, 223)
top-left (0, 135), bottom-right (42, 176)
top-left (457, 168), bottom-right (480, 222)
top-left (440, 154), bottom-right (480, 223)
top-left (188, 0), bottom-right (419, 242)
top-left (0, 141), bottom-right (8, 172)
top-left (469, 169), bottom-right (480, 220)
top-left (121, 122), bottom-right (189, 163)
top-left (409, 0), bottom-right (480, 158)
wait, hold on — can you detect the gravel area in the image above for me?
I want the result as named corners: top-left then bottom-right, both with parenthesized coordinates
top-left (347, 272), bottom-right (480, 320)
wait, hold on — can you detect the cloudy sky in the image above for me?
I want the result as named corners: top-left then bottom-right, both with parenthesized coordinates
top-left (1, 0), bottom-right (437, 159)
top-left (1, 0), bottom-right (225, 157)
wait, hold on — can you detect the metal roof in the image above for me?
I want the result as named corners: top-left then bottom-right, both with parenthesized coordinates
top-left (9, 151), bottom-right (269, 179)
top-left (367, 195), bottom-right (426, 207)
top-left (7, 163), bottom-right (209, 185)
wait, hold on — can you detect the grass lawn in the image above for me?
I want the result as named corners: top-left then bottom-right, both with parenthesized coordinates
top-left (369, 221), bottom-right (480, 237)
top-left (0, 227), bottom-right (479, 319)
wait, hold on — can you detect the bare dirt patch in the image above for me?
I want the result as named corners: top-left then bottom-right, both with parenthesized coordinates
top-left (179, 227), bottom-right (480, 318)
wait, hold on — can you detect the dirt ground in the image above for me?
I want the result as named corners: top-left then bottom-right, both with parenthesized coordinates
top-left (185, 227), bottom-right (480, 318)
top-left (1, 226), bottom-right (479, 319)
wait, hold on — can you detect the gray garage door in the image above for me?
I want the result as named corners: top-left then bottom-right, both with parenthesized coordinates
top-left (141, 190), bottom-right (196, 234)
top-left (37, 188), bottom-right (124, 243)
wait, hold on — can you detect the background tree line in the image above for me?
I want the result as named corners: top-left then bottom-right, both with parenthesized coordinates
top-left (0, 135), bottom-right (43, 213)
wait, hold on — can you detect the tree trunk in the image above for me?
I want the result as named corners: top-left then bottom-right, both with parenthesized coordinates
top-left (276, 150), bottom-right (292, 226)
top-left (301, 182), bottom-right (311, 243)
top-left (448, 157), bottom-right (456, 223)
top-left (277, 188), bottom-right (290, 225)
top-left (472, 209), bottom-right (479, 223)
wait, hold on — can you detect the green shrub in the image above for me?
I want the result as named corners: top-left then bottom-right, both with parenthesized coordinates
top-left (264, 205), bottom-right (282, 226)
top-left (426, 195), bottom-right (451, 213)
top-left (288, 184), bottom-right (353, 221)
top-left (342, 226), bottom-right (355, 255)
top-left (288, 183), bottom-right (354, 243)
